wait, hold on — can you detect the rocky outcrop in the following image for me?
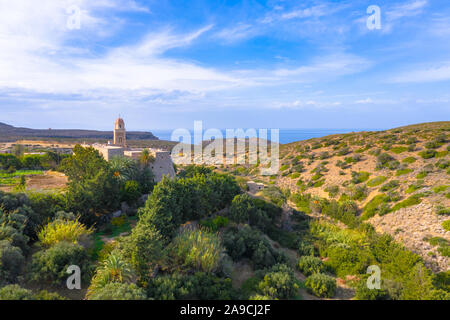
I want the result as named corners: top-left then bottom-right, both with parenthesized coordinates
top-left (369, 203), bottom-right (449, 272)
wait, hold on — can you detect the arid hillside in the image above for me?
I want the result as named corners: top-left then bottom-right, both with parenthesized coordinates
top-left (222, 121), bottom-right (450, 272)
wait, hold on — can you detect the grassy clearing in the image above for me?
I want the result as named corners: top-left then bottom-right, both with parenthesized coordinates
top-left (0, 170), bottom-right (44, 185)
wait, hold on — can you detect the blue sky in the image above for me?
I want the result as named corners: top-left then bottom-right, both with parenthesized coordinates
top-left (0, 0), bottom-right (449, 131)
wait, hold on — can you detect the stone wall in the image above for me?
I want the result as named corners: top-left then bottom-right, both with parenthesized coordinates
top-left (150, 151), bottom-right (176, 182)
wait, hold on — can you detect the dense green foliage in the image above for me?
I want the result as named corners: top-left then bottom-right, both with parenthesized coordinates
top-left (223, 225), bottom-right (287, 269)
top-left (305, 273), bottom-right (336, 298)
top-left (297, 256), bottom-right (325, 276)
top-left (29, 241), bottom-right (93, 285)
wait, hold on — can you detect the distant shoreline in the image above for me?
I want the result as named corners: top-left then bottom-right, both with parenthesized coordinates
top-left (151, 128), bottom-right (384, 144)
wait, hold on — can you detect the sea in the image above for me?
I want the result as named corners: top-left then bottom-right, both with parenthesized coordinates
top-left (151, 128), bottom-right (382, 145)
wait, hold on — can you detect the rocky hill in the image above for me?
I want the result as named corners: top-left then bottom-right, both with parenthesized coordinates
top-left (222, 121), bottom-right (450, 272)
top-left (0, 122), bottom-right (158, 142)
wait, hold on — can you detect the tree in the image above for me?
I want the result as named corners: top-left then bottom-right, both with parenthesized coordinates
top-left (86, 253), bottom-right (135, 299)
top-left (62, 145), bottom-right (121, 224)
top-left (120, 223), bottom-right (164, 283)
top-left (11, 144), bottom-right (25, 157)
top-left (0, 240), bottom-right (25, 284)
top-left (228, 194), bottom-right (255, 224)
top-left (139, 149), bottom-right (155, 167)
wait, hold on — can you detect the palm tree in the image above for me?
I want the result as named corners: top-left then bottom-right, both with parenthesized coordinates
top-left (139, 149), bottom-right (155, 167)
top-left (109, 157), bottom-right (139, 182)
top-left (86, 253), bottom-right (135, 298)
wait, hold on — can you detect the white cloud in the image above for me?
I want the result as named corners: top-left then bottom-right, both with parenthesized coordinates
top-left (281, 5), bottom-right (328, 20)
top-left (386, 0), bottom-right (428, 21)
top-left (391, 62), bottom-right (450, 83)
top-left (272, 54), bottom-right (371, 81)
top-left (355, 98), bottom-right (374, 104)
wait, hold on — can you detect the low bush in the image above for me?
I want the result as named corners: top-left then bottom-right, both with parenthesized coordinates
top-left (442, 220), bottom-right (450, 232)
top-left (199, 215), bottom-right (229, 232)
top-left (0, 240), bottom-right (25, 284)
top-left (257, 264), bottom-right (299, 299)
top-left (88, 283), bottom-right (147, 300)
top-left (402, 157), bottom-right (417, 164)
top-left (390, 195), bottom-right (422, 212)
top-left (419, 150), bottom-right (437, 159)
top-left (396, 168), bottom-right (413, 176)
top-left (354, 279), bottom-right (389, 300)
top-left (168, 228), bottom-right (223, 273)
top-left (305, 273), bottom-right (336, 298)
top-left (38, 219), bottom-right (93, 247)
top-left (380, 180), bottom-right (399, 192)
top-left (367, 176), bottom-right (387, 187)
top-left (0, 284), bottom-right (34, 300)
top-left (297, 256), bottom-right (325, 276)
top-left (390, 146), bottom-right (408, 154)
top-left (351, 171), bottom-right (370, 184)
top-left (29, 241), bottom-right (93, 285)
top-left (223, 225), bottom-right (286, 270)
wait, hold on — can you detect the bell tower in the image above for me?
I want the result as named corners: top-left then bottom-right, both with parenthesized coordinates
top-left (113, 117), bottom-right (126, 147)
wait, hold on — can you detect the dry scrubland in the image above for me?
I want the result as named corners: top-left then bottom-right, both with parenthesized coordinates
top-left (221, 122), bottom-right (450, 272)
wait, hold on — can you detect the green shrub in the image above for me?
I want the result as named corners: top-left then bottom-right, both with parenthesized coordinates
top-left (435, 151), bottom-right (449, 158)
top-left (380, 180), bottom-right (400, 192)
top-left (433, 185), bottom-right (448, 193)
top-left (390, 195), bottom-right (422, 212)
top-left (290, 172), bottom-right (300, 179)
top-left (257, 264), bottom-right (299, 299)
top-left (199, 215), bottom-right (229, 232)
top-left (396, 168), bottom-right (413, 176)
top-left (351, 171), bottom-right (370, 184)
top-left (419, 150), bottom-right (437, 159)
top-left (362, 194), bottom-right (390, 220)
top-left (405, 184), bottom-right (422, 194)
top-left (223, 225), bottom-right (286, 269)
top-left (367, 176), bottom-right (387, 187)
top-left (0, 240), bottom-right (25, 284)
top-left (435, 206), bottom-right (450, 216)
top-left (390, 146), bottom-right (408, 154)
top-left (0, 284), bottom-right (34, 300)
top-left (442, 220), bottom-right (450, 232)
top-left (297, 256), bottom-right (325, 276)
top-left (298, 241), bottom-right (315, 257)
top-left (38, 218), bottom-right (93, 247)
top-left (146, 272), bottom-right (236, 300)
top-left (416, 171), bottom-right (428, 179)
top-left (376, 153), bottom-right (399, 170)
top-left (305, 273), bottom-right (336, 298)
top-left (402, 157), bottom-right (417, 164)
top-left (34, 290), bottom-right (66, 300)
top-left (121, 180), bottom-right (141, 205)
top-left (324, 185), bottom-right (339, 198)
top-left (168, 228), bottom-right (223, 273)
top-left (354, 279), bottom-right (389, 300)
top-left (322, 244), bottom-right (370, 277)
top-left (88, 282), bottom-right (147, 300)
top-left (30, 241), bottom-right (92, 285)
